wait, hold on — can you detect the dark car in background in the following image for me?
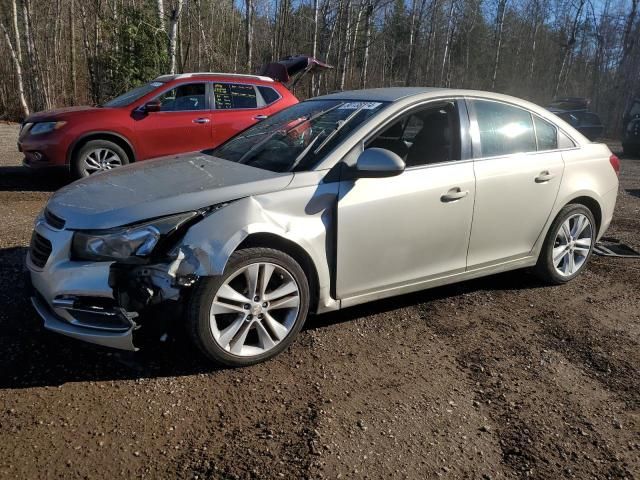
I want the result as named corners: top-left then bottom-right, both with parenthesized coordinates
top-left (547, 97), bottom-right (604, 141)
top-left (622, 97), bottom-right (640, 156)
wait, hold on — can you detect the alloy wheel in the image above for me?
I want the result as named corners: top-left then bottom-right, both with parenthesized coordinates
top-left (83, 148), bottom-right (123, 174)
top-left (552, 213), bottom-right (593, 277)
top-left (209, 262), bottom-right (301, 357)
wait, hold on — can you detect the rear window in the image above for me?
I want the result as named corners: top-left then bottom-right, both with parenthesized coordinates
top-left (214, 83), bottom-right (258, 109)
top-left (258, 86), bottom-right (281, 105)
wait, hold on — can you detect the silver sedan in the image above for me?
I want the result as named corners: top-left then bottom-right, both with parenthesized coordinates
top-left (27, 88), bottom-right (620, 366)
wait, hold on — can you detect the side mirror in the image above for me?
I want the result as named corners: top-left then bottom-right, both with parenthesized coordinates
top-left (356, 148), bottom-right (405, 178)
top-left (144, 100), bottom-right (162, 113)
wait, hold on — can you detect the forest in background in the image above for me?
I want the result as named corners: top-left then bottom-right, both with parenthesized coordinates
top-left (0, 0), bottom-right (638, 134)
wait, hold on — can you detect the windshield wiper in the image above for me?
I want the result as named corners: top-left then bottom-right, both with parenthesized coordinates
top-left (312, 105), bottom-right (366, 155)
top-left (288, 131), bottom-right (325, 171)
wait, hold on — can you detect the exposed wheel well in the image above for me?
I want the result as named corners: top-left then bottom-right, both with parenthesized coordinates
top-left (237, 233), bottom-right (320, 313)
top-left (68, 133), bottom-right (135, 166)
top-left (567, 196), bottom-right (602, 233)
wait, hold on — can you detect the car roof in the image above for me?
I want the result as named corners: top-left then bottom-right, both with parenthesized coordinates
top-left (313, 87), bottom-right (446, 102)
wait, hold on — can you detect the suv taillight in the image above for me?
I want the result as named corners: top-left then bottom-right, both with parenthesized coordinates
top-left (609, 154), bottom-right (620, 177)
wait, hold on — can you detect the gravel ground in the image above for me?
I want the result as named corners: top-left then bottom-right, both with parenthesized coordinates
top-left (0, 122), bottom-right (638, 479)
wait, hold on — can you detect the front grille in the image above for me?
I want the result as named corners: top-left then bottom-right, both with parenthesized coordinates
top-left (44, 209), bottom-right (65, 229)
top-left (30, 232), bottom-right (52, 268)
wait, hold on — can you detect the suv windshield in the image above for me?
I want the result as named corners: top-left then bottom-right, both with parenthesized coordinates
top-left (102, 81), bottom-right (165, 107)
top-left (212, 99), bottom-right (387, 172)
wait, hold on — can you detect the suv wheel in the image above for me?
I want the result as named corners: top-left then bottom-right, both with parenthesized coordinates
top-left (535, 204), bottom-right (596, 284)
top-left (187, 248), bottom-right (310, 367)
top-left (73, 139), bottom-right (129, 178)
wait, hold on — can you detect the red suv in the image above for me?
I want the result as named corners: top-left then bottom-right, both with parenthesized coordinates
top-left (18, 72), bottom-right (298, 178)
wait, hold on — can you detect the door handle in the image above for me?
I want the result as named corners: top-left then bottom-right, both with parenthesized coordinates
top-left (535, 170), bottom-right (555, 183)
top-left (253, 114), bottom-right (268, 121)
top-left (440, 187), bottom-right (469, 203)
top-left (192, 118), bottom-right (210, 124)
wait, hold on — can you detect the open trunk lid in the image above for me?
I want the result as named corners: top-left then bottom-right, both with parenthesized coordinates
top-left (259, 55), bottom-right (333, 87)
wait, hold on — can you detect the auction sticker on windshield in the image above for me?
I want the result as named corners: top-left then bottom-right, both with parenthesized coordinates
top-left (338, 102), bottom-right (383, 110)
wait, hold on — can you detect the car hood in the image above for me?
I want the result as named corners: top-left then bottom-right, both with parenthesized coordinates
top-left (46, 152), bottom-right (293, 229)
top-left (25, 106), bottom-right (105, 123)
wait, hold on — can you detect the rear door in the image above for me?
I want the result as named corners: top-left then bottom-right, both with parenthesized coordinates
top-left (466, 99), bottom-right (565, 268)
top-left (134, 82), bottom-right (212, 159)
top-left (210, 82), bottom-right (271, 147)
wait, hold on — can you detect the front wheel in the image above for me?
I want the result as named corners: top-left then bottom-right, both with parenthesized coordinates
top-left (187, 248), bottom-right (310, 367)
top-left (535, 204), bottom-right (596, 284)
top-left (72, 139), bottom-right (129, 178)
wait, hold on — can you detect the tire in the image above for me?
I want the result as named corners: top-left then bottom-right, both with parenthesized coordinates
top-left (534, 204), bottom-right (597, 285)
top-left (187, 247), bottom-right (310, 367)
top-left (622, 144), bottom-right (638, 158)
top-left (72, 139), bottom-right (129, 178)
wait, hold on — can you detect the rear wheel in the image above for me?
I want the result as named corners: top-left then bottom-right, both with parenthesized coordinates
top-left (535, 204), bottom-right (596, 284)
top-left (72, 139), bottom-right (129, 178)
top-left (187, 248), bottom-right (310, 367)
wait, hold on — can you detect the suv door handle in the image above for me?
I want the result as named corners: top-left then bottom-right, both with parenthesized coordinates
top-left (535, 170), bottom-right (555, 183)
top-left (192, 118), bottom-right (210, 124)
top-left (253, 115), bottom-right (269, 121)
top-left (440, 187), bottom-right (469, 202)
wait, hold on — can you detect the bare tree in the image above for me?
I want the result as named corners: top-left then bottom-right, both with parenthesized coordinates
top-left (168, 0), bottom-right (184, 74)
top-left (1, 15), bottom-right (29, 117)
top-left (245, 0), bottom-right (253, 71)
top-left (491, 0), bottom-right (508, 89)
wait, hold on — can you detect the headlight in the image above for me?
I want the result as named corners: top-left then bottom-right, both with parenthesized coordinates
top-left (71, 211), bottom-right (199, 262)
top-left (30, 121), bottom-right (66, 135)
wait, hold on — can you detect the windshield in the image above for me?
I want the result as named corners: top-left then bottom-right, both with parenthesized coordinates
top-left (211, 99), bottom-right (388, 172)
top-left (102, 81), bottom-right (165, 107)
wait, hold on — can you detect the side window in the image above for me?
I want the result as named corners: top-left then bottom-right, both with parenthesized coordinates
top-left (257, 86), bottom-right (281, 106)
top-left (473, 100), bottom-right (536, 157)
top-left (214, 83), bottom-right (258, 109)
top-left (157, 83), bottom-right (206, 111)
top-left (558, 130), bottom-right (576, 149)
top-left (366, 102), bottom-right (461, 167)
top-left (533, 116), bottom-right (558, 150)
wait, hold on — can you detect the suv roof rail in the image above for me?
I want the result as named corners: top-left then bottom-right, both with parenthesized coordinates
top-left (154, 72), bottom-right (274, 82)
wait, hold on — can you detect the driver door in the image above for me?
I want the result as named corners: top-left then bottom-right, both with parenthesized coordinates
top-left (335, 100), bottom-right (476, 301)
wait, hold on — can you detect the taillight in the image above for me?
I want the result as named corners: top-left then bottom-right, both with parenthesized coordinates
top-left (609, 154), bottom-right (620, 176)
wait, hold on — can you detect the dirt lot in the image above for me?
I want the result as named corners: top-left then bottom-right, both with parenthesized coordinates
top-left (0, 122), bottom-right (638, 479)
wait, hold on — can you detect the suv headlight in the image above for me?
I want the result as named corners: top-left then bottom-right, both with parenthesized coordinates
top-left (71, 211), bottom-right (199, 262)
top-left (30, 121), bottom-right (66, 135)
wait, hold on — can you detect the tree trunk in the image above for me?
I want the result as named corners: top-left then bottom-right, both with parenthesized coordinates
top-left (360, 1), bottom-right (372, 88)
top-left (310, 0), bottom-right (319, 94)
top-left (1, 19), bottom-right (29, 117)
top-left (245, 0), bottom-right (254, 72)
top-left (491, 0), bottom-right (507, 90)
top-left (168, 0), bottom-right (184, 74)
top-left (157, 0), bottom-right (166, 31)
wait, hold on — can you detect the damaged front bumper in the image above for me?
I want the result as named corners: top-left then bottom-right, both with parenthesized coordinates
top-left (26, 218), bottom-right (176, 352)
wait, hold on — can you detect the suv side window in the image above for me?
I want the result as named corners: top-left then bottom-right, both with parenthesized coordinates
top-left (473, 100), bottom-right (536, 157)
top-left (533, 116), bottom-right (558, 151)
top-left (214, 83), bottom-right (258, 109)
top-left (157, 83), bottom-right (206, 111)
top-left (257, 86), bottom-right (281, 106)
